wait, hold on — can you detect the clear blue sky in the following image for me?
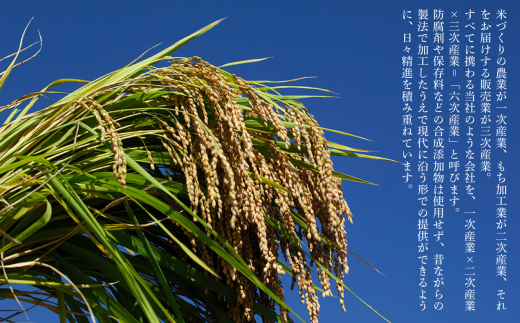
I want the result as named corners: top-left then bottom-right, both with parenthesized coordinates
top-left (0, 1), bottom-right (518, 322)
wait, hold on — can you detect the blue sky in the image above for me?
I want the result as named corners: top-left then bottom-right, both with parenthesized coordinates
top-left (0, 1), bottom-right (519, 322)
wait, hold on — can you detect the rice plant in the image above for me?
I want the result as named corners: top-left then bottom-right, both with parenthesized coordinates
top-left (0, 19), bottom-right (393, 323)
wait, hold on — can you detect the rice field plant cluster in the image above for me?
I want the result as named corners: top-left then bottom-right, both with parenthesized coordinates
top-left (0, 20), bottom-right (392, 323)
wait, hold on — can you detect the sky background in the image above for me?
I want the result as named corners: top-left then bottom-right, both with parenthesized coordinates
top-left (0, 0), bottom-right (519, 322)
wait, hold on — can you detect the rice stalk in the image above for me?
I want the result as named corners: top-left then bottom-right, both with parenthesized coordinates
top-left (0, 19), bottom-right (392, 323)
